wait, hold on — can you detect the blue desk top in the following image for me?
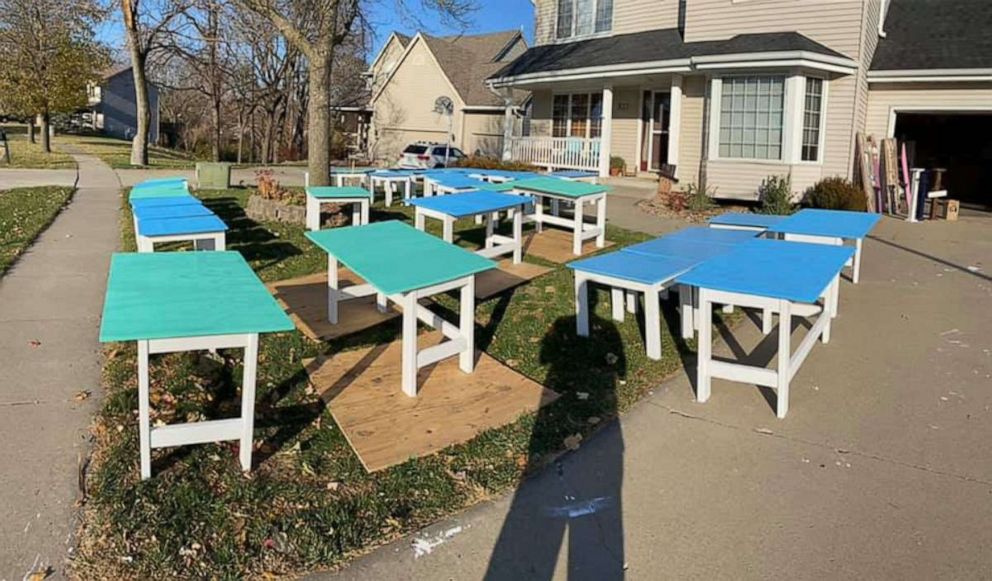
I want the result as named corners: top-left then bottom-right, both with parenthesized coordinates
top-left (130, 195), bottom-right (202, 209)
top-left (677, 238), bottom-right (855, 303)
top-left (569, 251), bottom-right (697, 285)
top-left (132, 177), bottom-right (188, 190)
top-left (128, 184), bottom-right (190, 201)
top-left (409, 191), bottom-right (532, 218)
top-left (137, 215), bottom-right (228, 237)
top-left (549, 170), bottom-right (598, 179)
top-left (624, 236), bottom-right (746, 262)
top-left (306, 186), bottom-right (372, 200)
top-left (662, 226), bottom-right (759, 246)
top-left (425, 174), bottom-right (487, 190)
top-left (133, 203), bottom-right (212, 221)
top-left (329, 167), bottom-right (374, 175)
top-left (768, 209), bottom-right (881, 240)
top-left (709, 212), bottom-right (789, 229)
top-left (369, 170), bottom-right (410, 178)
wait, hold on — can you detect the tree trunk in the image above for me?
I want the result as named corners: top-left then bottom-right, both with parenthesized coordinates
top-left (307, 50), bottom-right (332, 186)
top-left (40, 111), bottom-right (51, 153)
top-left (211, 95), bottom-right (222, 162)
top-left (27, 119), bottom-right (35, 144)
top-left (123, 0), bottom-right (150, 166)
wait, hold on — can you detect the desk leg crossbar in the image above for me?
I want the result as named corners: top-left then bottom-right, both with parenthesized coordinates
top-left (137, 333), bottom-right (259, 479)
top-left (695, 278), bottom-right (838, 418)
top-left (526, 193), bottom-right (607, 255)
top-left (415, 207), bottom-right (525, 264)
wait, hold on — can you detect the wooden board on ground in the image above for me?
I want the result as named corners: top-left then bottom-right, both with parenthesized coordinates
top-left (522, 228), bottom-right (614, 263)
top-left (475, 259), bottom-right (552, 300)
top-left (268, 270), bottom-right (399, 341)
top-left (305, 331), bottom-right (559, 472)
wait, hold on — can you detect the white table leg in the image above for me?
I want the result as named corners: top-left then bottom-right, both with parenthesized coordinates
top-left (377, 292), bottom-right (388, 313)
top-left (459, 276), bottom-right (475, 373)
top-left (575, 272), bottom-right (590, 337)
top-left (822, 276), bottom-right (836, 344)
top-left (534, 195), bottom-right (544, 233)
top-left (776, 299), bottom-right (792, 419)
top-left (626, 291), bottom-right (637, 314)
top-left (722, 304), bottom-right (734, 314)
top-left (401, 293), bottom-right (418, 397)
top-left (239, 333), bottom-right (259, 471)
top-left (512, 208), bottom-right (522, 264)
top-left (138, 340), bottom-right (152, 479)
top-left (853, 238), bottom-right (863, 284)
top-left (572, 198), bottom-right (584, 256)
top-left (214, 232), bottom-right (226, 251)
top-left (306, 196), bottom-right (319, 231)
top-left (405, 179), bottom-right (412, 201)
top-left (327, 255), bottom-right (339, 324)
top-left (696, 288), bottom-right (712, 402)
top-left (484, 212), bottom-right (495, 249)
top-left (645, 286), bottom-right (662, 360)
top-left (414, 210), bottom-right (426, 231)
top-left (762, 309), bottom-right (773, 334)
top-left (361, 199), bottom-right (370, 225)
top-left (352, 202), bottom-right (361, 225)
top-left (442, 217), bottom-right (454, 242)
top-left (386, 182), bottom-right (394, 207)
top-left (595, 195), bottom-right (606, 248)
top-left (551, 198), bottom-right (560, 217)
top-left (611, 288), bottom-right (625, 322)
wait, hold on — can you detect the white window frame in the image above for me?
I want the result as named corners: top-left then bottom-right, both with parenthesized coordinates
top-left (552, 91), bottom-right (604, 139)
top-left (797, 75), bottom-right (828, 164)
top-left (707, 72), bottom-right (828, 165)
top-left (555, 0), bottom-right (614, 42)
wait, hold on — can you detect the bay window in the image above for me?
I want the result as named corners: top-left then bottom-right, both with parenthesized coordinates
top-left (801, 77), bottom-right (825, 162)
top-left (552, 92), bottom-right (604, 139)
top-left (556, 0), bottom-right (613, 39)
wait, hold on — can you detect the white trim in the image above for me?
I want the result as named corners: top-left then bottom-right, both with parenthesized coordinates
top-left (694, 58), bottom-right (856, 75)
top-left (868, 69), bottom-right (992, 83)
top-left (668, 75), bottom-right (682, 169)
top-left (368, 33), bottom-right (408, 75)
top-left (489, 59), bottom-right (693, 87)
top-left (878, 0), bottom-right (891, 37)
top-left (886, 105), bottom-right (992, 138)
top-left (797, 75), bottom-right (828, 164)
top-left (598, 85), bottom-right (614, 178)
top-left (370, 33), bottom-right (465, 107)
top-left (635, 86), bottom-right (645, 172)
top-left (783, 74), bottom-right (803, 164)
top-left (691, 50), bottom-right (858, 70)
top-left (554, 0), bottom-right (615, 42)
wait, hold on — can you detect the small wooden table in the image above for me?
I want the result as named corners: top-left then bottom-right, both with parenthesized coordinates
top-left (99, 252), bottom-right (294, 478)
top-left (410, 191), bottom-right (532, 264)
top-left (508, 177), bottom-right (610, 255)
top-left (305, 186), bottom-right (373, 231)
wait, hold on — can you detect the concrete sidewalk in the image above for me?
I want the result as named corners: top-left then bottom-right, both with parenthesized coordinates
top-left (313, 214), bottom-right (992, 580)
top-left (0, 149), bottom-right (119, 579)
top-left (0, 169), bottom-right (79, 190)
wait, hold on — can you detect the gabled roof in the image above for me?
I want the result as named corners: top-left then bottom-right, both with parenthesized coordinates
top-left (102, 64), bottom-right (133, 80)
top-left (490, 29), bottom-right (854, 83)
top-left (871, 0), bottom-right (992, 72)
top-left (421, 30), bottom-right (527, 107)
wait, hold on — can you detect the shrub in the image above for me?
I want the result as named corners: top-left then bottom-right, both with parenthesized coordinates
top-left (610, 156), bottom-right (625, 171)
top-left (802, 177), bottom-right (867, 211)
top-left (452, 155), bottom-right (540, 172)
top-left (757, 175), bottom-right (797, 215)
top-left (682, 182), bottom-right (716, 212)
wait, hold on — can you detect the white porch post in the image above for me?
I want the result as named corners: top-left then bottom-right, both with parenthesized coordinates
top-left (668, 74), bottom-right (683, 171)
top-left (598, 85), bottom-right (614, 178)
top-left (501, 97), bottom-right (514, 161)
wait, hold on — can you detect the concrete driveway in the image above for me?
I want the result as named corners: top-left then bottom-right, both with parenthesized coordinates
top-left (0, 169), bottom-right (78, 190)
top-left (313, 213), bottom-right (992, 580)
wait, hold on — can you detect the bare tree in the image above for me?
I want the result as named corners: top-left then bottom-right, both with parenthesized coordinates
top-left (233, 0), bottom-right (475, 185)
top-left (120, 0), bottom-right (185, 165)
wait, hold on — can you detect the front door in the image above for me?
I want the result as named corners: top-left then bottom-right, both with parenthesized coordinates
top-left (640, 91), bottom-right (671, 172)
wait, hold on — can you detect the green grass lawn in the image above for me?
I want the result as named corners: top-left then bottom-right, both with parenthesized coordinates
top-left (60, 134), bottom-right (197, 169)
top-left (0, 187), bottom-right (75, 275)
top-left (74, 189), bottom-right (724, 578)
top-left (0, 136), bottom-right (77, 169)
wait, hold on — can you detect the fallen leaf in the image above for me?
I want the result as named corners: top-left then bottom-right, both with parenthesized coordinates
top-left (28, 340), bottom-right (41, 348)
top-left (73, 390), bottom-right (91, 402)
top-left (326, 481), bottom-right (341, 491)
top-left (576, 392), bottom-right (589, 400)
top-left (587, 416), bottom-right (601, 425)
top-left (564, 433), bottom-right (583, 451)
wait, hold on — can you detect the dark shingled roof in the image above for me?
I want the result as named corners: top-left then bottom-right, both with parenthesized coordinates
top-left (422, 30), bottom-right (528, 106)
top-left (871, 0), bottom-right (992, 71)
top-left (491, 29), bottom-right (850, 79)
top-left (394, 33), bottom-right (411, 48)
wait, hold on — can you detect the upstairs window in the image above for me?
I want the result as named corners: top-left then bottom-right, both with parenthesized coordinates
top-left (556, 0), bottom-right (612, 40)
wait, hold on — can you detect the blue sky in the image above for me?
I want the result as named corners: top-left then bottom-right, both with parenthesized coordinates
top-left (97, 1), bottom-right (535, 61)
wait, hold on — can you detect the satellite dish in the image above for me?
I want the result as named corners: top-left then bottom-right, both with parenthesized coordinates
top-left (433, 96), bottom-right (454, 116)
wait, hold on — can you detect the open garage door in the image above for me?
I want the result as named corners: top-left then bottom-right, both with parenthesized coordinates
top-left (894, 112), bottom-right (992, 210)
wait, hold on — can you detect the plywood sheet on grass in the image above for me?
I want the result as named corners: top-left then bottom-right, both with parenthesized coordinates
top-left (522, 229), bottom-right (614, 264)
top-left (305, 332), bottom-right (559, 472)
top-left (475, 259), bottom-right (552, 300)
top-left (268, 270), bottom-right (399, 341)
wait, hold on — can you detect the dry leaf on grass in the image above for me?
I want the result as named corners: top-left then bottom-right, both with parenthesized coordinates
top-left (564, 433), bottom-right (583, 451)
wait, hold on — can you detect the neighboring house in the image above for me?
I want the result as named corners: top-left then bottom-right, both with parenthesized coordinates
top-left (87, 65), bottom-right (160, 144)
top-left (489, 0), bottom-right (992, 205)
top-left (332, 106), bottom-right (372, 159)
top-left (367, 30), bottom-right (530, 163)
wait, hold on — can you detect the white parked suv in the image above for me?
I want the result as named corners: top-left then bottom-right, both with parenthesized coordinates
top-left (397, 142), bottom-right (466, 169)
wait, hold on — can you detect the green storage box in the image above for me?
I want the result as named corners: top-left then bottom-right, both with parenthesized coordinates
top-left (196, 162), bottom-right (231, 189)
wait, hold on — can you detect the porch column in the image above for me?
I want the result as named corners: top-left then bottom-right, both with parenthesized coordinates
top-left (598, 85), bottom-right (614, 178)
top-left (502, 97), bottom-right (514, 161)
top-left (668, 74), bottom-right (683, 172)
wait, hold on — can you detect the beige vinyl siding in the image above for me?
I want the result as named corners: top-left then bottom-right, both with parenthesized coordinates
top-left (865, 83), bottom-right (992, 137)
top-left (821, 74), bottom-right (857, 180)
top-left (530, 89), bottom-right (553, 136)
top-left (684, 0), bottom-right (864, 58)
top-left (677, 75), bottom-right (706, 185)
top-left (462, 112), bottom-right (506, 157)
top-left (707, 160), bottom-right (822, 200)
top-left (613, 0), bottom-right (678, 35)
top-left (370, 37), bottom-right (407, 96)
top-left (371, 39), bottom-right (465, 162)
top-left (534, 0), bottom-right (557, 46)
top-left (610, 86), bottom-right (640, 171)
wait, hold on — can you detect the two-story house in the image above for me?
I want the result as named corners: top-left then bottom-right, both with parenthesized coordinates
top-left (489, 0), bottom-right (992, 205)
top-left (87, 65), bottom-right (161, 144)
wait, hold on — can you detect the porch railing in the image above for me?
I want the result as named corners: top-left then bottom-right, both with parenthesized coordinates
top-left (508, 136), bottom-right (601, 172)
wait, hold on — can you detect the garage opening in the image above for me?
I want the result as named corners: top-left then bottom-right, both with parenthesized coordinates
top-left (894, 112), bottom-right (992, 210)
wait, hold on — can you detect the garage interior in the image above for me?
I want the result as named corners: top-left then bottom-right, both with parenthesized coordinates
top-left (894, 112), bottom-right (992, 211)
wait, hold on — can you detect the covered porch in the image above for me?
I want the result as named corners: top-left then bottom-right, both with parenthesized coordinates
top-left (496, 73), bottom-right (688, 179)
